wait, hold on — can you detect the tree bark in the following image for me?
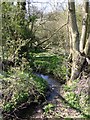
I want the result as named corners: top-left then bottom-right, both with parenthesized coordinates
top-left (68, 0), bottom-right (89, 81)
top-left (68, 0), bottom-right (80, 80)
top-left (80, 1), bottom-right (89, 53)
top-left (70, 52), bottom-right (85, 80)
top-left (84, 33), bottom-right (90, 58)
top-left (68, 0), bottom-right (79, 52)
top-left (84, 33), bottom-right (90, 65)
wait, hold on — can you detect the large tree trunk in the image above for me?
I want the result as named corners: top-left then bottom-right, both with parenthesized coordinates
top-left (68, 0), bottom-right (89, 81)
top-left (68, 0), bottom-right (79, 52)
top-left (70, 52), bottom-right (85, 80)
top-left (80, 1), bottom-right (89, 53)
top-left (68, 0), bottom-right (81, 80)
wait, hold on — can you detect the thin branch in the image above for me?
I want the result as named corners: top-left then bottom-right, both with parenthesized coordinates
top-left (37, 22), bottom-right (68, 46)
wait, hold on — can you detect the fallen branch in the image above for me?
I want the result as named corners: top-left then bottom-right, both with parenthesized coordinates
top-left (37, 22), bottom-right (68, 46)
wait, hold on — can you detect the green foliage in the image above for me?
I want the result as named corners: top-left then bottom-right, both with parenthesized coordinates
top-left (29, 15), bottom-right (37, 22)
top-left (14, 92), bottom-right (29, 105)
top-left (63, 78), bottom-right (90, 118)
top-left (65, 92), bottom-right (80, 109)
top-left (43, 103), bottom-right (54, 113)
top-left (2, 69), bottom-right (48, 113)
top-left (4, 102), bottom-right (15, 112)
top-left (63, 80), bottom-right (80, 109)
top-left (33, 53), bottom-right (66, 81)
top-left (1, 2), bottom-right (38, 64)
top-left (32, 74), bottom-right (48, 93)
top-left (64, 79), bottom-right (78, 92)
top-left (3, 92), bottom-right (29, 112)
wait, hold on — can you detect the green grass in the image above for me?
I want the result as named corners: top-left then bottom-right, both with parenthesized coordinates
top-left (33, 52), bottom-right (67, 82)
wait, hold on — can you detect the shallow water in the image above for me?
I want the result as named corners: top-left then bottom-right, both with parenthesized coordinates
top-left (36, 73), bottom-right (61, 101)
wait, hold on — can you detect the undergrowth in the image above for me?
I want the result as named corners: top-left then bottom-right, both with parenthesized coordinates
top-left (1, 68), bottom-right (48, 113)
top-left (62, 78), bottom-right (90, 118)
top-left (33, 52), bottom-right (67, 82)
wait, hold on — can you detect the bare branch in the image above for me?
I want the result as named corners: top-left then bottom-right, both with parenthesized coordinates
top-left (37, 22), bottom-right (68, 46)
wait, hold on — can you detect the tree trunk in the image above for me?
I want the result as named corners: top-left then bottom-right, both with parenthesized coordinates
top-left (70, 52), bottom-right (85, 80)
top-left (68, 0), bottom-right (80, 80)
top-left (84, 33), bottom-right (90, 57)
top-left (68, 0), bottom-right (89, 81)
top-left (68, 0), bottom-right (79, 52)
top-left (84, 33), bottom-right (90, 64)
top-left (80, 1), bottom-right (89, 53)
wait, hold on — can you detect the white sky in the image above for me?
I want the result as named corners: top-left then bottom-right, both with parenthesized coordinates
top-left (27, 0), bottom-right (68, 13)
top-left (26, 0), bottom-right (86, 13)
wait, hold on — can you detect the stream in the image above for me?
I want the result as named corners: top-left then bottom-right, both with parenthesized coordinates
top-left (15, 73), bottom-right (62, 119)
top-left (36, 73), bottom-right (61, 101)
top-left (3, 73), bottom-right (84, 119)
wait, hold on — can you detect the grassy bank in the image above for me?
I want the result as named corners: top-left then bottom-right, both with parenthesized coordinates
top-left (1, 68), bottom-right (48, 117)
top-left (1, 52), bottom-right (67, 119)
top-left (60, 77), bottom-right (90, 118)
top-left (32, 52), bottom-right (67, 83)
